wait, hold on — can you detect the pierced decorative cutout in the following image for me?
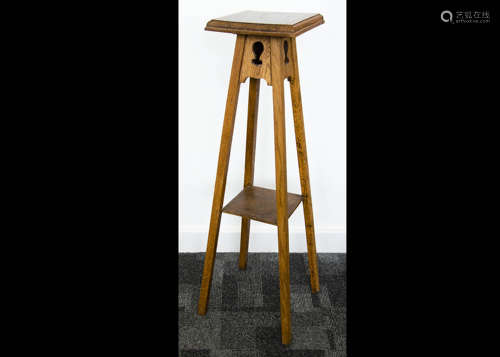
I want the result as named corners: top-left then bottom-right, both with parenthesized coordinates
top-left (252, 41), bottom-right (264, 65)
top-left (284, 40), bottom-right (289, 64)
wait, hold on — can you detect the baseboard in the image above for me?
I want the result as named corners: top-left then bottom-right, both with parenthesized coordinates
top-left (179, 225), bottom-right (346, 253)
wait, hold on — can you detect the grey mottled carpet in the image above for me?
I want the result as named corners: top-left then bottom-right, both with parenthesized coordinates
top-left (179, 253), bottom-right (346, 357)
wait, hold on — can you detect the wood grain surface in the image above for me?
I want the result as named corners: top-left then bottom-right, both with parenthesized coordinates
top-left (289, 38), bottom-right (320, 293)
top-left (199, 26), bottom-right (323, 345)
top-left (198, 35), bottom-right (246, 316)
top-left (239, 78), bottom-right (260, 270)
top-left (206, 11), bottom-right (324, 37)
top-left (270, 36), bottom-right (292, 345)
top-left (222, 186), bottom-right (303, 226)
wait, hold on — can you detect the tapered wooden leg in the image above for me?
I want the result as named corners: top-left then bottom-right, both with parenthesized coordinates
top-left (198, 35), bottom-right (246, 315)
top-left (239, 78), bottom-right (261, 270)
top-left (270, 37), bottom-right (292, 345)
top-left (289, 38), bottom-right (320, 293)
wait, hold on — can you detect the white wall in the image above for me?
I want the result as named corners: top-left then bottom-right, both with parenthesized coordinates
top-left (179, 0), bottom-right (346, 252)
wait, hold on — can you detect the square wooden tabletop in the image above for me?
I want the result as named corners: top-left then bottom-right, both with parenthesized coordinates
top-left (205, 10), bottom-right (324, 37)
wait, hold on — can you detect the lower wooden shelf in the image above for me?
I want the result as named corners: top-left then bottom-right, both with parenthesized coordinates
top-left (222, 186), bottom-right (303, 226)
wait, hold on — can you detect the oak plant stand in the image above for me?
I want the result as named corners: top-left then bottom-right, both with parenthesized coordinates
top-left (197, 10), bottom-right (325, 345)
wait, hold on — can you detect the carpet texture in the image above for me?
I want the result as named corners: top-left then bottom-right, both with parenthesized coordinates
top-left (179, 253), bottom-right (346, 357)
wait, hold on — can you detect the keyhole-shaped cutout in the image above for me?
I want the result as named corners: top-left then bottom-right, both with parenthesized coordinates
top-left (252, 41), bottom-right (264, 65)
top-left (284, 40), bottom-right (289, 64)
